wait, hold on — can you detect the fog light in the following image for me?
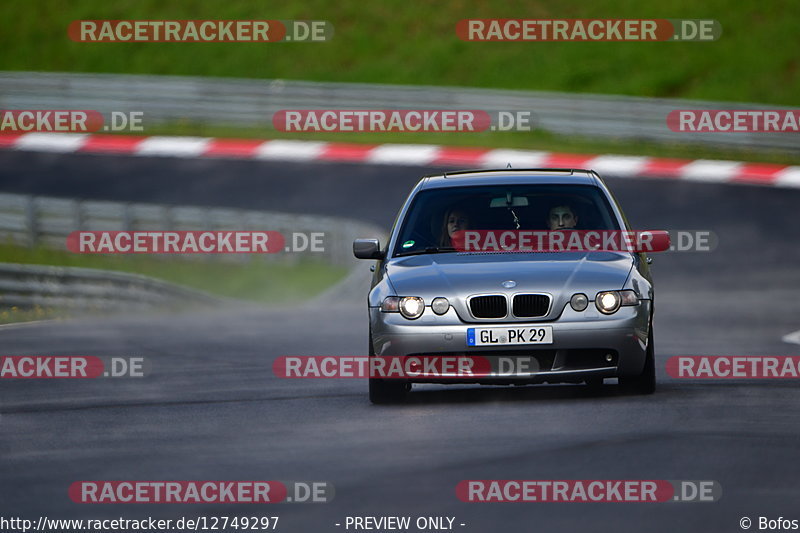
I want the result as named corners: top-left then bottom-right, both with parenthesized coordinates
top-left (570, 293), bottom-right (589, 312)
top-left (431, 297), bottom-right (450, 315)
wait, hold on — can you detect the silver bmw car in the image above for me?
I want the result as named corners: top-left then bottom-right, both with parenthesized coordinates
top-left (354, 169), bottom-right (655, 403)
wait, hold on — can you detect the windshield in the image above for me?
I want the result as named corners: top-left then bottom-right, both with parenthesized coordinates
top-left (392, 184), bottom-right (620, 256)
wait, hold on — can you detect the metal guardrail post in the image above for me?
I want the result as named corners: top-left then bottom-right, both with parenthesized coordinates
top-left (24, 195), bottom-right (38, 247)
top-left (122, 203), bottom-right (133, 231)
top-left (72, 199), bottom-right (83, 233)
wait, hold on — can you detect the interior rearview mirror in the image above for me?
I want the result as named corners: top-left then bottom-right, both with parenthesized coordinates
top-left (489, 195), bottom-right (529, 208)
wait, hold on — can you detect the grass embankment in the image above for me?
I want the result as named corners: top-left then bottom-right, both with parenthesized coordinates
top-left (0, 243), bottom-right (348, 323)
top-left (1, 0), bottom-right (797, 105)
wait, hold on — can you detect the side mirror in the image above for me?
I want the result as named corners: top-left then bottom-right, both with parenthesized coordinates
top-left (353, 238), bottom-right (385, 260)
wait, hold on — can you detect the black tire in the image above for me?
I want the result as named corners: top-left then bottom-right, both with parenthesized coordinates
top-left (369, 377), bottom-right (409, 404)
top-left (619, 327), bottom-right (656, 395)
top-left (368, 328), bottom-right (409, 404)
top-left (585, 377), bottom-right (604, 390)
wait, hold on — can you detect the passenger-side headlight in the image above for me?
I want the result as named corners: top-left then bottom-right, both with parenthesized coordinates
top-left (381, 296), bottom-right (425, 319)
top-left (398, 297), bottom-right (425, 319)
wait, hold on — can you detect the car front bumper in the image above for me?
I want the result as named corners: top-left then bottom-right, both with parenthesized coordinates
top-left (369, 301), bottom-right (651, 384)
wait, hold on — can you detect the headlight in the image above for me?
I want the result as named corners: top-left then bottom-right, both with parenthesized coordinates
top-left (595, 291), bottom-right (621, 314)
top-left (381, 296), bottom-right (426, 319)
top-left (594, 290), bottom-right (639, 314)
top-left (431, 297), bottom-right (450, 315)
top-left (399, 296), bottom-right (425, 319)
top-left (570, 293), bottom-right (589, 311)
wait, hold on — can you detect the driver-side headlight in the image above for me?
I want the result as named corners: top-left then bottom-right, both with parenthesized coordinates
top-left (595, 290), bottom-right (639, 314)
top-left (595, 291), bottom-right (621, 314)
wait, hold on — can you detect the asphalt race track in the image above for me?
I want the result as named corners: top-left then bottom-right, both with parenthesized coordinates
top-left (1, 150), bottom-right (800, 532)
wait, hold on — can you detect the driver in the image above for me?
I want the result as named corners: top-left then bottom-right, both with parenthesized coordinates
top-left (547, 205), bottom-right (578, 231)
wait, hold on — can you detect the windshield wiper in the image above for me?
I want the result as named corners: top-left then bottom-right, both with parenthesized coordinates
top-left (395, 246), bottom-right (457, 257)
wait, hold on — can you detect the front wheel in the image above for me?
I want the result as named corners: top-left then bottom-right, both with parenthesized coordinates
top-left (619, 327), bottom-right (656, 395)
top-left (369, 377), bottom-right (409, 404)
top-left (584, 377), bottom-right (604, 390)
top-left (368, 328), bottom-right (409, 404)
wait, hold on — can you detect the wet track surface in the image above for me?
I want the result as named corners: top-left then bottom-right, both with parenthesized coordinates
top-left (1, 151), bottom-right (800, 532)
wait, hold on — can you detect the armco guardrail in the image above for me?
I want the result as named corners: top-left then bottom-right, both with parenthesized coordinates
top-left (0, 262), bottom-right (221, 310)
top-left (1, 71), bottom-right (797, 152)
top-left (0, 192), bottom-right (381, 268)
top-left (0, 192), bottom-right (385, 309)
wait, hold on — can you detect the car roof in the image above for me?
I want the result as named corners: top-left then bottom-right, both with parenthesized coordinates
top-left (419, 168), bottom-right (599, 189)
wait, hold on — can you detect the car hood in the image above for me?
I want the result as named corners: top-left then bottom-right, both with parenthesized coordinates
top-left (385, 251), bottom-right (634, 322)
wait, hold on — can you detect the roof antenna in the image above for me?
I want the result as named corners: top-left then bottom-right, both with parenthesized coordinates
top-left (507, 162), bottom-right (512, 168)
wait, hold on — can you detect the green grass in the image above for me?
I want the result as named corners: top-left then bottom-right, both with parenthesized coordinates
top-left (0, 306), bottom-right (68, 326)
top-left (0, 242), bottom-right (348, 305)
top-left (1, 0), bottom-right (798, 105)
top-left (148, 121), bottom-right (800, 165)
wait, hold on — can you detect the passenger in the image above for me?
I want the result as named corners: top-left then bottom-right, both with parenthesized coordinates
top-left (439, 208), bottom-right (470, 247)
top-left (547, 204), bottom-right (578, 231)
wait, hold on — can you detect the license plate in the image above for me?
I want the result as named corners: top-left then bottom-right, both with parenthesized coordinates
top-left (467, 326), bottom-right (553, 346)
